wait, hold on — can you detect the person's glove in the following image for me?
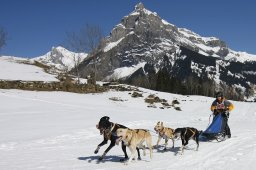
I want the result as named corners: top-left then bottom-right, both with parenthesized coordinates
top-left (225, 107), bottom-right (230, 111)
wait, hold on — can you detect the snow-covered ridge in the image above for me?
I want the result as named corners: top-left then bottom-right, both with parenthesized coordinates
top-left (104, 62), bottom-right (147, 81)
top-left (0, 56), bottom-right (58, 82)
top-left (33, 46), bottom-right (88, 71)
top-left (0, 46), bottom-right (88, 82)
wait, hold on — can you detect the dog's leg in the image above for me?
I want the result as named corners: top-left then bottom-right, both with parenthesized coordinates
top-left (171, 138), bottom-right (175, 148)
top-left (180, 137), bottom-right (188, 155)
top-left (136, 147), bottom-right (141, 160)
top-left (182, 137), bottom-right (189, 154)
top-left (164, 138), bottom-right (168, 150)
top-left (146, 136), bottom-right (153, 159)
top-left (155, 136), bottom-right (161, 148)
top-left (98, 140), bottom-right (115, 161)
top-left (125, 146), bottom-right (136, 165)
top-left (120, 141), bottom-right (129, 162)
top-left (94, 138), bottom-right (108, 154)
top-left (139, 144), bottom-right (146, 156)
top-left (195, 136), bottom-right (199, 151)
top-left (180, 139), bottom-right (185, 155)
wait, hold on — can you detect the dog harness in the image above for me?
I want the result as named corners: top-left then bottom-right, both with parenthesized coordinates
top-left (103, 123), bottom-right (117, 140)
top-left (184, 128), bottom-right (196, 139)
top-left (158, 127), bottom-right (173, 139)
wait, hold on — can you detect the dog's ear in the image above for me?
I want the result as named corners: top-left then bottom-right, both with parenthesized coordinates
top-left (161, 122), bottom-right (163, 126)
top-left (101, 116), bottom-right (110, 121)
top-left (104, 116), bottom-right (110, 121)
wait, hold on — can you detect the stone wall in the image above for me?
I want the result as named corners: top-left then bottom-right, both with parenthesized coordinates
top-left (0, 80), bottom-right (105, 93)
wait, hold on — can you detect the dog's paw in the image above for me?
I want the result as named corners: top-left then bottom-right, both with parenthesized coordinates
top-left (98, 157), bottom-right (103, 161)
top-left (153, 145), bottom-right (159, 149)
top-left (120, 157), bottom-right (128, 162)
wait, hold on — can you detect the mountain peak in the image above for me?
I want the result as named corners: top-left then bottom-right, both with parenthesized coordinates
top-left (33, 46), bottom-right (87, 71)
top-left (77, 2), bottom-right (256, 100)
top-left (135, 2), bottom-right (144, 10)
top-left (132, 2), bottom-right (157, 16)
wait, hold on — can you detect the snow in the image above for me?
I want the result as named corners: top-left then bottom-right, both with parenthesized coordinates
top-left (226, 50), bottom-right (256, 63)
top-left (33, 46), bottom-right (88, 71)
top-left (161, 19), bottom-right (175, 26)
top-left (143, 8), bottom-right (157, 16)
top-left (0, 87), bottom-right (256, 170)
top-left (214, 60), bottom-right (221, 84)
top-left (0, 56), bottom-right (58, 81)
top-left (195, 43), bottom-right (220, 55)
top-left (243, 71), bottom-right (256, 75)
top-left (105, 62), bottom-right (146, 81)
top-left (104, 37), bottom-right (125, 52)
top-left (178, 28), bottom-right (256, 62)
top-left (116, 23), bottom-right (126, 29)
top-left (130, 11), bottom-right (140, 16)
top-left (191, 61), bottom-right (203, 77)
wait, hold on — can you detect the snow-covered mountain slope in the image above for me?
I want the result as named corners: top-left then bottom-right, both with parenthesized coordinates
top-left (0, 88), bottom-right (256, 170)
top-left (0, 56), bottom-right (58, 81)
top-left (0, 46), bottom-right (88, 81)
top-left (177, 28), bottom-right (256, 63)
top-left (33, 46), bottom-right (88, 71)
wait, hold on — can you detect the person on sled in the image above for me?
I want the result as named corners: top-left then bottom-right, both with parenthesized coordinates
top-left (210, 92), bottom-right (234, 138)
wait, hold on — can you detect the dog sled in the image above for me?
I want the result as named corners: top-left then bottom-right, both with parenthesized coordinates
top-left (199, 113), bottom-right (228, 142)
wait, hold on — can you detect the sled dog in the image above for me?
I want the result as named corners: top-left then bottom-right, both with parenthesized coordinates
top-left (174, 127), bottom-right (201, 154)
top-left (116, 128), bottom-right (153, 164)
top-left (154, 121), bottom-right (175, 150)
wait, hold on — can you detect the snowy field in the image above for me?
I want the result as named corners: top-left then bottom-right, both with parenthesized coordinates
top-left (0, 56), bottom-right (58, 82)
top-left (1, 88), bottom-right (256, 170)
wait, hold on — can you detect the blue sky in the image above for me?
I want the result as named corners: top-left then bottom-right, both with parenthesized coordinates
top-left (0, 0), bottom-right (255, 57)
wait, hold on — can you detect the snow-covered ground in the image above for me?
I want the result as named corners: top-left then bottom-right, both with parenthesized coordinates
top-left (0, 88), bottom-right (256, 170)
top-left (0, 56), bottom-right (58, 82)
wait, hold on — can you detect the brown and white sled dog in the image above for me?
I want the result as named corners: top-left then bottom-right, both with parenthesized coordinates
top-left (154, 121), bottom-right (175, 150)
top-left (174, 127), bottom-right (200, 154)
top-left (116, 128), bottom-right (153, 165)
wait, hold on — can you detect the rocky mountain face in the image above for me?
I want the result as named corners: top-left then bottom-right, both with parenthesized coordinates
top-left (77, 3), bottom-right (256, 100)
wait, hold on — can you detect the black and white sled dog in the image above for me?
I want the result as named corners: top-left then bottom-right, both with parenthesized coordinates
top-left (174, 127), bottom-right (201, 154)
top-left (95, 116), bottom-right (141, 161)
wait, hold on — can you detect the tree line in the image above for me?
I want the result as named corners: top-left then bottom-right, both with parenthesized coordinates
top-left (128, 67), bottom-right (249, 101)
